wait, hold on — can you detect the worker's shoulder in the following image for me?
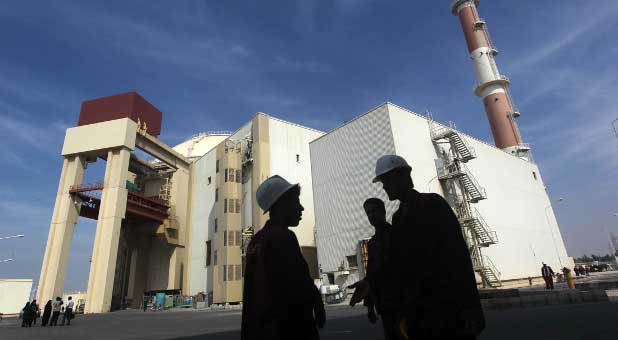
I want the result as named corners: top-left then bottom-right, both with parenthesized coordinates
top-left (418, 192), bottom-right (447, 205)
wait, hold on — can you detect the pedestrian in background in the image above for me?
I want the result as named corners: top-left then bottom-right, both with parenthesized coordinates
top-left (241, 175), bottom-right (325, 340)
top-left (50, 297), bottom-right (63, 326)
top-left (21, 302), bottom-right (34, 327)
top-left (30, 299), bottom-right (40, 326)
top-left (541, 263), bottom-right (555, 290)
top-left (41, 300), bottom-right (52, 326)
top-left (350, 155), bottom-right (484, 339)
top-left (61, 296), bottom-right (74, 325)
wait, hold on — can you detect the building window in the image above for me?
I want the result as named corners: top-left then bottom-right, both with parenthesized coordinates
top-left (216, 160), bottom-right (220, 173)
top-left (205, 241), bottom-right (211, 267)
top-left (228, 265), bottom-right (234, 281)
top-left (229, 231), bottom-right (235, 246)
top-left (228, 199), bottom-right (234, 213)
top-left (224, 199), bottom-right (228, 213)
top-left (223, 265), bottom-right (227, 282)
top-left (235, 199), bottom-right (241, 213)
top-left (214, 218), bottom-right (218, 233)
top-left (215, 188), bottom-right (218, 202)
top-left (235, 231), bottom-right (241, 246)
top-left (214, 250), bottom-right (217, 265)
top-left (208, 176), bottom-right (212, 185)
top-left (235, 264), bottom-right (242, 281)
top-left (229, 168), bottom-right (235, 182)
top-left (236, 169), bottom-right (241, 183)
top-left (224, 168), bottom-right (228, 182)
top-left (346, 255), bottom-right (358, 268)
top-left (296, 154), bottom-right (300, 163)
top-left (224, 230), bottom-right (227, 245)
top-left (532, 171), bottom-right (537, 181)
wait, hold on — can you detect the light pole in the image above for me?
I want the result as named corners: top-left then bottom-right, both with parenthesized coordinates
top-left (0, 234), bottom-right (25, 240)
top-left (545, 198), bottom-right (564, 267)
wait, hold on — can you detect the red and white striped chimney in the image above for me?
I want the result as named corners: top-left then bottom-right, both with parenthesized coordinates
top-left (451, 0), bottom-right (529, 157)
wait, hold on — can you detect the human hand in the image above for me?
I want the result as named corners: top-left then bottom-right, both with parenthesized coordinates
top-left (348, 280), bottom-right (370, 307)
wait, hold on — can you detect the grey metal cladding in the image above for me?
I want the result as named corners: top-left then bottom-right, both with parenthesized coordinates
top-left (310, 104), bottom-right (398, 274)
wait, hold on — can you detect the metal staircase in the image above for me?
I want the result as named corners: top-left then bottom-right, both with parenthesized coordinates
top-left (428, 114), bottom-right (501, 288)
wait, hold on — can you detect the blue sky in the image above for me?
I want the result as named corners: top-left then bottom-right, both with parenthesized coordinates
top-left (1, 0), bottom-right (617, 292)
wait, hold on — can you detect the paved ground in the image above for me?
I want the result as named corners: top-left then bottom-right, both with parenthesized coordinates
top-left (1, 302), bottom-right (617, 340)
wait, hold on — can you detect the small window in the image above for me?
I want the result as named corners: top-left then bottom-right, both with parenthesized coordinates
top-left (224, 169), bottom-right (228, 182)
top-left (224, 230), bottom-right (227, 245)
top-left (214, 218), bottom-right (218, 233)
top-left (208, 176), bottom-right (212, 185)
top-left (532, 171), bottom-right (537, 181)
top-left (229, 231), bottom-right (235, 246)
top-left (236, 169), bottom-right (241, 183)
top-left (346, 255), bottom-right (358, 268)
top-left (235, 199), bottom-right (241, 213)
top-left (228, 199), bottom-right (234, 213)
top-left (229, 168), bottom-right (235, 182)
top-left (205, 241), bottom-right (211, 267)
top-left (235, 264), bottom-right (241, 281)
top-left (214, 250), bottom-right (217, 265)
top-left (215, 188), bottom-right (219, 202)
top-left (224, 199), bottom-right (228, 213)
top-left (216, 160), bottom-right (220, 173)
top-left (223, 265), bottom-right (227, 281)
top-left (296, 154), bottom-right (300, 163)
top-left (235, 231), bottom-right (241, 246)
top-left (228, 264), bottom-right (234, 281)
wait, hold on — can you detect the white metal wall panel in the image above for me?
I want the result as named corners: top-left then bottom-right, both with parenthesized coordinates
top-left (310, 104), bottom-right (398, 284)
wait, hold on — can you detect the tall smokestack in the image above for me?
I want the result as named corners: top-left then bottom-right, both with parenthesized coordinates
top-left (451, 0), bottom-right (529, 158)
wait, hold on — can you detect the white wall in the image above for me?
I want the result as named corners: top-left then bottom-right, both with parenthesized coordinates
top-left (187, 149), bottom-right (218, 295)
top-left (0, 279), bottom-right (33, 314)
top-left (311, 102), bottom-right (570, 283)
top-left (310, 104), bottom-right (398, 288)
top-left (146, 238), bottom-right (171, 291)
top-left (268, 117), bottom-right (324, 247)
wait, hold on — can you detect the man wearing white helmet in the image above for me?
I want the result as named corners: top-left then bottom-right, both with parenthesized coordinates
top-left (241, 175), bottom-right (325, 340)
top-left (350, 155), bottom-right (484, 339)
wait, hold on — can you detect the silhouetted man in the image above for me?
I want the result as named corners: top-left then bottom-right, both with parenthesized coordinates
top-left (242, 175), bottom-right (325, 340)
top-left (351, 155), bottom-right (484, 339)
top-left (361, 198), bottom-right (401, 340)
top-left (541, 263), bottom-right (555, 290)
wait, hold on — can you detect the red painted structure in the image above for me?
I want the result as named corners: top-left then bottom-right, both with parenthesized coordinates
top-left (78, 91), bottom-right (163, 136)
top-left (69, 183), bottom-right (170, 223)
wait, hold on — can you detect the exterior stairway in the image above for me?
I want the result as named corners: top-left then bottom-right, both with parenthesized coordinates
top-left (430, 121), bottom-right (476, 162)
top-left (459, 207), bottom-right (498, 247)
top-left (438, 161), bottom-right (487, 203)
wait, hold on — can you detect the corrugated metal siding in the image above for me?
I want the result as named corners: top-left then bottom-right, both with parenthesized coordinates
top-left (310, 104), bottom-right (399, 277)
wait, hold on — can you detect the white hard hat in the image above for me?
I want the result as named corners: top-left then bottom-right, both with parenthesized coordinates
top-left (372, 155), bottom-right (411, 183)
top-left (256, 175), bottom-right (299, 214)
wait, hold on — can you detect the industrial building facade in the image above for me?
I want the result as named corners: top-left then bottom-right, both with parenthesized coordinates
top-left (310, 103), bottom-right (570, 289)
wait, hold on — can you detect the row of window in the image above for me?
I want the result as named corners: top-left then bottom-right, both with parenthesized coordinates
top-left (224, 230), bottom-right (242, 247)
top-left (224, 168), bottom-right (242, 183)
top-left (223, 264), bottom-right (242, 282)
top-left (224, 198), bottom-right (241, 214)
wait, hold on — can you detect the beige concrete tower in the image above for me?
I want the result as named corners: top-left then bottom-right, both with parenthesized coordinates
top-left (451, 0), bottom-right (530, 159)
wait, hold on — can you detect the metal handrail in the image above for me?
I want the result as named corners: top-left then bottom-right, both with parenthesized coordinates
top-left (440, 161), bottom-right (486, 199)
top-left (471, 208), bottom-right (498, 243)
top-left (484, 256), bottom-right (501, 277)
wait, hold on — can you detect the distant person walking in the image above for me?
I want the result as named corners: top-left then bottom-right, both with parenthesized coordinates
top-left (61, 296), bottom-right (74, 325)
top-left (41, 300), bottom-right (52, 326)
top-left (541, 263), bottom-right (555, 290)
top-left (21, 302), bottom-right (34, 327)
top-left (50, 297), bottom-right (63, 326)
top-left (30, 299), bottom-right (40, 325)
top-left (350, 155), bottom-right (485, 339)
top-left (241, 175), bottom-right (325, 340)
top-left (352, 197), bottom-right (401, 340)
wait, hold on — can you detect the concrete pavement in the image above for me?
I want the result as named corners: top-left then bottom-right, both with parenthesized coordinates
top-left (1, 302), bottom-right (617, 339)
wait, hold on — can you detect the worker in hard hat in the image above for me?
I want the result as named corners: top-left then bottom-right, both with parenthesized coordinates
top-left (350, 155), bottom-right (485, 339)
top-left (241, 175), bottom-right (325, 340)
top-left (358, 197), bottom-right (402, 340)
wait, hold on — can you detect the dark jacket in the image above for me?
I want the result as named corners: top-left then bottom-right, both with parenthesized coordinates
top-left (364, 222), bottom-right (392, 314)
top-left (241, 220), bottom-right (321, 340)
top-left (42, 301), bottom-right (52, 325)
top-left (388, 188), bottom-right (485, 338)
